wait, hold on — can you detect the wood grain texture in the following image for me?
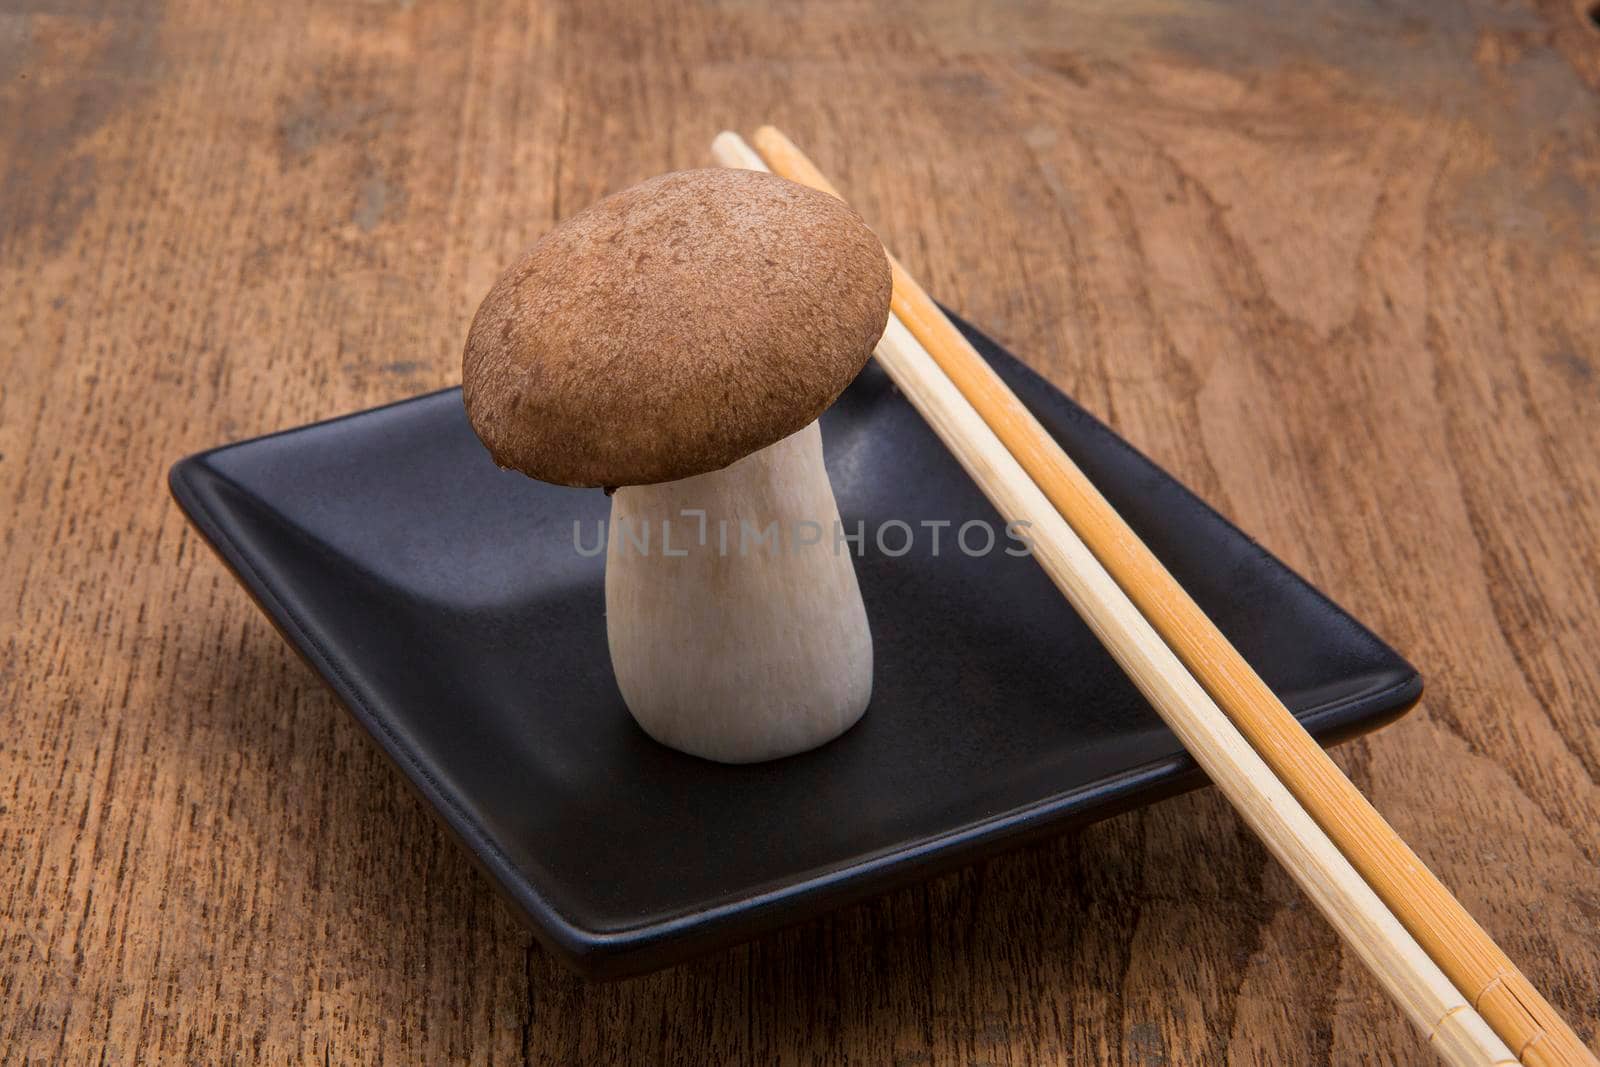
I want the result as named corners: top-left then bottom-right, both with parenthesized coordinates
top-left (2, 1), bottom-right (1597, 1064)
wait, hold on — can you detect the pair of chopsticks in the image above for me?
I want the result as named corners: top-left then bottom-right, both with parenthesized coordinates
top-left (712, 127), bottom-right (1595, 1067)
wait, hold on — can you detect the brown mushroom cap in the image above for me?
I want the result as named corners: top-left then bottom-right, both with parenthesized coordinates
top-left (461, 168), bottom-right (892, 488)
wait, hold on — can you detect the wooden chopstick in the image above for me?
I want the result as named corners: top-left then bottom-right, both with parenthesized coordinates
top-left (742, 125), bottom-right (1597, 1067)
top-left (712, 130), bottom-right (1521, 1067)
top-left (745, 127), bottom-right (1600, 1067)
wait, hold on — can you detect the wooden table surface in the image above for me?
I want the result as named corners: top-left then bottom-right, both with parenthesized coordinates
top-left (5, 0), bottom-right (1600, 1063)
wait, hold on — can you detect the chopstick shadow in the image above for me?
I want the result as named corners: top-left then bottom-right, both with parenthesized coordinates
top-left (168, 619), bottom-right (1319, 1063)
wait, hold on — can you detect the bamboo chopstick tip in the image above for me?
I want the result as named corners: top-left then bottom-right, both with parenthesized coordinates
top-left (742, 125), bottom-right (844, 200)
top-left (709, 131), bottom-right (768, 173)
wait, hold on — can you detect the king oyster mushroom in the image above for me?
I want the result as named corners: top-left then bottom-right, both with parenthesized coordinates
top-left (462, 168), bottom-right (893, 763)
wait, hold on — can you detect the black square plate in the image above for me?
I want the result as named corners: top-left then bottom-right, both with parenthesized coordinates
top-left (169, 313), bottom-right (1420, 978)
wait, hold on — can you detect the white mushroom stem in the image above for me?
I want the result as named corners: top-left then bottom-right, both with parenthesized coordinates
top-left (605, 420), bottom-right (873, 763)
